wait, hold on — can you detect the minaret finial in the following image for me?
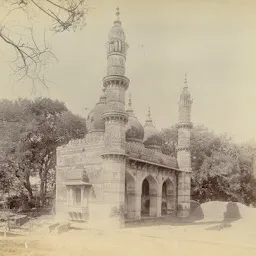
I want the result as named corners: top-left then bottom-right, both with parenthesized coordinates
top-left (128, 93), bottom-right (132, 107)
top-left (148, 107), bottom-right (151, 120)
top-left (116, 7), bottom-right (120, 20)
top-left (184, 72), bottom-right (188, 88)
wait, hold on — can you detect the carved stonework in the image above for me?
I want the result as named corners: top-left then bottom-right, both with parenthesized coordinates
top-left (86, 132), bottom-right (104, 143)
top-left (101, 154), bottom-right (126, 162)
top-left (125, 142), bottom-right (177, 168)
top-left (105, 129), bottom-right (122, 141)
top-left (103, 75), bottom-right (130, 91)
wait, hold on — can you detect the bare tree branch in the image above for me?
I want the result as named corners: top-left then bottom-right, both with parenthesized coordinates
top-left (0, 0), bottom-right (88, 90)
top-left (0, 25), bottom-right (58, 90)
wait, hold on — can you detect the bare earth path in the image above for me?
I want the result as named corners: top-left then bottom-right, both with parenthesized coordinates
top-left (1, 221), bottom-right (256, 256)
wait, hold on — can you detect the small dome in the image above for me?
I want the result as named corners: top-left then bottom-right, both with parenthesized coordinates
top-left (87, 94), bottom-right (106, 132)
top-left (108, 20), bottom-right (126, 42)
top-left (126, 116), bottom-right (144, 143)
top-left (143, 108), bottom-right (162, 149)
top-left (125, 95), bottom-right (144, 143)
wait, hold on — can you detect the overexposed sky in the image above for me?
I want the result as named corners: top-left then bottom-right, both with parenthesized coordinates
top-left (0, 0), bottom-right (256, 143)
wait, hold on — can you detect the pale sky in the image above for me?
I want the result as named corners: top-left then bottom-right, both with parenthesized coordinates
top-left (0, 0), bottom-right (256, 143)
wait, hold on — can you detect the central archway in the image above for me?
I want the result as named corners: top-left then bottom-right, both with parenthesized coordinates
top-left (141, 175), bottom-right (158, 217)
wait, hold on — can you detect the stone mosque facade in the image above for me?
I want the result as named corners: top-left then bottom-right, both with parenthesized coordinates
top-left (55, 10), bottom-right (193, 227)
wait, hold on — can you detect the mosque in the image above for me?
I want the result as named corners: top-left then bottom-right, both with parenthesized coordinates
top-left (55, 8), bottom-right (193, 227)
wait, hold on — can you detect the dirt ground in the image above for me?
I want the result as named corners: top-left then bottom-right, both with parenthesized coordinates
top-left (1, 218), bottom-right (256, 256)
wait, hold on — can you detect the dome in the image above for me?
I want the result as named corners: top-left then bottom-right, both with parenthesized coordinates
top-left (126, 116), bottom-right (144, 143)
top-left (87, 94), bottom-right (106, 132)
top-left (125, 95), bottom-right (144, 143)
top-left (108, 20), bottom-right (125, 42)
top-left (143, 108), bottom-right (162, 149)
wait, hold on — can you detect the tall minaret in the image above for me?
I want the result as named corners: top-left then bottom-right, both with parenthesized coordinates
top-left (176, 73), bottom-right (193, 218)
top-left (100, 8), bottom-right (129, 227)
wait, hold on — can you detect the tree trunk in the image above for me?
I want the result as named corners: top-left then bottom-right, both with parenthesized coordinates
top-left (40, 178), bottom-right (45, 207)
top-left (39, 170), bottom-right (48, 207)
top-left (23, 174), bottom-right (33, 203)
top-left (15, 168), bottom-right (34, 203)
top-left (24, 183), bottom-right (33, 202)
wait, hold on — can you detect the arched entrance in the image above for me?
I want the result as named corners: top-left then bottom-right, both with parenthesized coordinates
top-left (141, 175), bottom-right (158, 217)
top-left (124, 171), bottom-right (136, 219)
top-left (161, 178), bottom-right (175, 216)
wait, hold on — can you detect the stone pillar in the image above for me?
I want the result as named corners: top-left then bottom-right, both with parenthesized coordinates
top-left (176, 76), bottom-right (193, 218)
top-left (88, 154), bottom-right (126, 229)
top-left (125, 181), bottom-right (136, 219)
top-left (134, 181), bottom-right (142, 220)
top-left (156, 184), bottom-right (162, 217)
top-left (177, 172), bottom-right (191, 218)
top-left (126, 193), bottom-right (135, 219)
top-left (70, 187), bottom-right (73, 206)
top-left (81, 186), bottom-right (84, 207)
top-left (149, 191), bottom-right (158, 217)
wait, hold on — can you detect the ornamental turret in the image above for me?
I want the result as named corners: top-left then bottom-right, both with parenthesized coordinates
top-left (143, 107), bottom-right (162, 152)
top-left (176, 73), bottom-right (193, 218)
top-left (100, 8), bottom-right (130, 227)
top-left (176, 73), bottom-right (193, 166)
top-left (102, 7), bottom-right (130, 153)
top-left (125, 94), bottom-right (144, 143)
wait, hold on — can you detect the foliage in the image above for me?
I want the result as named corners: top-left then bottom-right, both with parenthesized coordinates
top-left (0, 0), bottom-right (88, 88)
top-left (0, 98), bottom-right (87, 207)
top-left (161, 125), bottom-right (256, 206)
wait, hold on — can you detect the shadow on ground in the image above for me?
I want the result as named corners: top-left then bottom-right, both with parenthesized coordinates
top-left (125, 201), bottom-right (242, 230)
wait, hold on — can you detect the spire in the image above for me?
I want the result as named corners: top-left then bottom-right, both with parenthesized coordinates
top-left (180, 72), bottom-right (192, 103)
top-left (116, 7), bottom-right (120, 20)
top-left (113, 7), bottom-right (121, 26)
top-left (145, 106), bottom-right (154, 127)
top-left (184, 72), bottom-right (188, 88)
top-left (147, 107), bottom-right (152, 121)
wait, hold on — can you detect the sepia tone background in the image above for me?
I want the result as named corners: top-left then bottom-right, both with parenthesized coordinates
top-left (1, 0), bottom-right (256, 143)
top-left (1, 1), bottom-right (256, 256)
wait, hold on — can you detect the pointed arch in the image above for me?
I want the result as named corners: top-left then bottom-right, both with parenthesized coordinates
top-left (161, 178), bottom-right (176, 216)
top-left (141, 175), bottom-right (158, 217)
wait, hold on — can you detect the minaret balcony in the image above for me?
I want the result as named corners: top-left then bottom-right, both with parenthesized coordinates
top-left (176, 145), bottom-right (191, 152)
top-left (176, 122), bottom-right (193, 129)
top-left (102, 111), bottom-right (128, 122)
top-left (103, 75), bottom-right (130, 90)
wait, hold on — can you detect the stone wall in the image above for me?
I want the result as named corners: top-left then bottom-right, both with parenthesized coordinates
top-left (125, 142), bottom-right (178, 168)
top-left (56, 132), bottom-right (105, 219)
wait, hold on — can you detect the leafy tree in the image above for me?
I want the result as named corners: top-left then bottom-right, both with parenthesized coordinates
top-left (0, 0), bottom-right (88, 88)
top-left (161, 126), bottom-right (177, 157)
top-left (161, 125), bottom-right (256, 205)
top-left (237, 144), bottom-right (256, 206)
top-left (0, 98), bottom-right (87, 207)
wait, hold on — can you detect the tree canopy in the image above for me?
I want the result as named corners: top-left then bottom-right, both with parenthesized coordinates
top-left (0, 97), bottom-right (87, 207)
top-left (161, 125), bottom-right (256, 206)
